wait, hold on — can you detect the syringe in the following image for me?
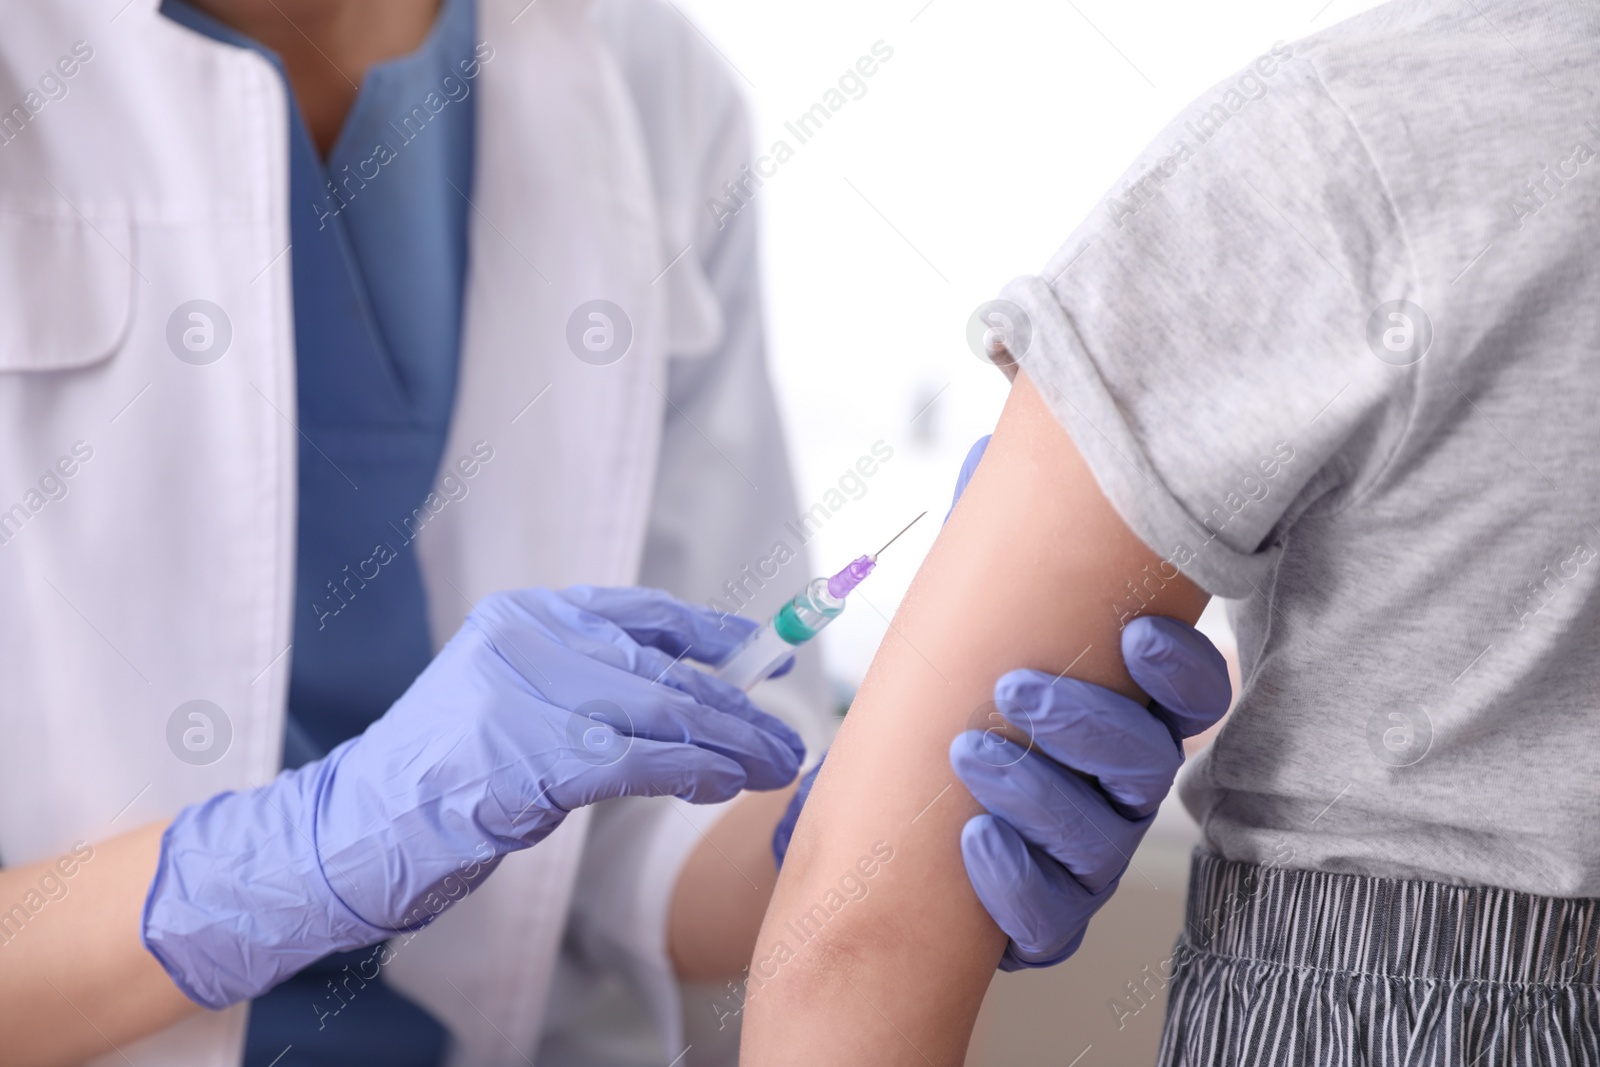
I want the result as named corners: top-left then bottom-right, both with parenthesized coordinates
top-left (714, 512), bottom-right (927, 692)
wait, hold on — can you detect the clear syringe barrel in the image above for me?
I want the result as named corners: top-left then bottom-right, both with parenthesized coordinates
top-left (714, 577), bottom-right (847, 691)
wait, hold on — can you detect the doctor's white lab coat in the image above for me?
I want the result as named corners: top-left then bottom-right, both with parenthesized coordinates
top-left (0, 0), bottom-right (830, 1063)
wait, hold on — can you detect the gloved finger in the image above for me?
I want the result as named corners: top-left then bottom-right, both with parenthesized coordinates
top-left (523, 590), bottom-right (799, 743)
top-left (773, 761), bottom-right (823, 869)
top-left (961, 814), bottom-right (1110, 967)
top-left (630, 643), bottom-right (806, 776)
top-left (945, 435), bottom-right (992, 521)
top-left (482, 588), bottom-right (760, 690)
top-left (766, 654), bottom-right (797, 680)
top-left (468, 606), bottom-right (803, 788)
top-left (557, 585), bottom-right (760, 665)
top-left (543, 734), bottom-right (750, 810)
top-left (1122, 615), bottom-right (1231, 740)
top-left (993, 670), bottom-right (1182, 817)
top-left (565, 669), bottom-right (801, 791)
top-left (951, 734), bottom-right (1148, 892)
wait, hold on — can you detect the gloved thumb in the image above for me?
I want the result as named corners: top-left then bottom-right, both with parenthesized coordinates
top-left (1121, 615), bottom-right (1231, 740)
top-left (946, 435), bottom-right (992, 522)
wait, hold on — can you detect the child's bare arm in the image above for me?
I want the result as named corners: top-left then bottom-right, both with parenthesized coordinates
top-left (739, 373), bottom-right (1207, 1065)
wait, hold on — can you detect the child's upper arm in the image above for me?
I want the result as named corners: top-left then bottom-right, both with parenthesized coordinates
top-left (739, 372), bottom-right (1208, 1066)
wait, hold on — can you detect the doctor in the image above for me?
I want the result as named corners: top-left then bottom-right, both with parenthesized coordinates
top-left (3, 1), bottom-right (829, 1064)
top-left (0, 0), bottom-right (1231, 1065)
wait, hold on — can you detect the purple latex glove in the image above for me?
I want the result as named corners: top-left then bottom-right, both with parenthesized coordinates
top-left (771, 763), bottom-right (821, 866)
top-left (143, 586), bottom-right (804, 1009)
top-left (953, 616), bottom-right (1229, 970)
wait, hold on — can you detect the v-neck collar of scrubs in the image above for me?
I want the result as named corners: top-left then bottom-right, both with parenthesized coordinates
top-left (162, 0), bottom-right (474, 428)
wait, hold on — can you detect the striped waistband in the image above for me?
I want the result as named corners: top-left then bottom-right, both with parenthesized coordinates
top-left (1181, 851), bottom-right (1600, 987)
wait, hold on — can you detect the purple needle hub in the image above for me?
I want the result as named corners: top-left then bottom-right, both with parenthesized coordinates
top-left (826, 555), bottom-right (876, 599)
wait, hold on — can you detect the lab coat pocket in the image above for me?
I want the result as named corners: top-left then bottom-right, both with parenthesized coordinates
top-left (0, 209), bottom-right (133, 372)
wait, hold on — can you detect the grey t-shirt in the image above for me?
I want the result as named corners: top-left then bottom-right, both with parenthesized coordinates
top-left (1002, 0), bottom-right (1600, 897)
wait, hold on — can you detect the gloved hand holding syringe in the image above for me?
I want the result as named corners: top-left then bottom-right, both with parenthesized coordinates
top-left (715, 511), bottom-right (928, 691)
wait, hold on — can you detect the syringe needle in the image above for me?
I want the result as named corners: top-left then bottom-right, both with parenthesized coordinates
top-left (870, 511), bottom-right (928, 561)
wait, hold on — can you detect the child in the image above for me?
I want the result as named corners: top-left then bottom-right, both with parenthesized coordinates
top-left (742, 1), bottom-right (1600, 1062)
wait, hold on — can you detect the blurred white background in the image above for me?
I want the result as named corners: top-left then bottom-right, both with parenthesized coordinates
top-left (665, 2), bottom-right (1384, 1061)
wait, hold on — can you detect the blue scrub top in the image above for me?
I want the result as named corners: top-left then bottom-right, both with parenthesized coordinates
top-left (160, 1), bottom-right (476, 1063)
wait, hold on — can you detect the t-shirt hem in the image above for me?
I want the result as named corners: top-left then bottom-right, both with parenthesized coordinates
top-left (1000, 273), bottom-right (1272, 601)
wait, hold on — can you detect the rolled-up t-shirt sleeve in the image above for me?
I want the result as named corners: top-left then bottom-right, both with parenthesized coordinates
top-left (1001, 49), bottom-right (1417, 598)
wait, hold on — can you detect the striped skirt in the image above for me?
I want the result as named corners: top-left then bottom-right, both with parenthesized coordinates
top-left (1157, 851), bottom-right (1600, 1066)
